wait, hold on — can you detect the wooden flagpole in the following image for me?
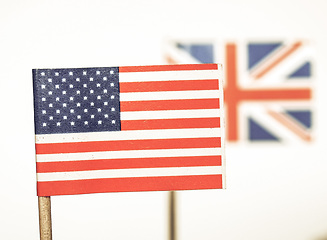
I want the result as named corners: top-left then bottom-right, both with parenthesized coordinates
top-left (168, 191), bottom-right (177, 240)
top-left (38, 196), bottom-right (52, 240)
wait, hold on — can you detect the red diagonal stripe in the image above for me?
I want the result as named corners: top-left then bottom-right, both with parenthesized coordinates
top-left (253, 41), bottom-right (302, 79)
top-left (267, 110), bottom-right (311, 141)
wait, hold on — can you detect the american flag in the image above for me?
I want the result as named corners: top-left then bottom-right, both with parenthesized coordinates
top-left (165, 40), bottom-right (313, 142)
top-left (32, 64), bottom-right (225, 196)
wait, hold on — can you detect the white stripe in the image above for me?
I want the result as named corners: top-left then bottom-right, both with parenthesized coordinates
top-left (36, 148), bottom-right (222, 162)
top-left (37, 166), bottom-right (222, 182)
top-left (36, 128), bottom-right (221, 143)
top-left (121, 109), bottom-right (220, 120)
top-left (120, 90), bottom-right (220, 101)
top-left (119, 70), bottom-right (219, 82)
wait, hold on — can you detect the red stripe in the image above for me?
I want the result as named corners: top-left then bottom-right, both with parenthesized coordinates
top-left (225, 43), bottom-right (239, 141)
top-left (37, 175), bottom-right (223, 196)
top-left (121, 118), bottom-right (220, 130)
top-left (119, 64), bottom-right (218, 72)
top-left (37, 156), bottom-right (222, 173)
top-left (240, 89), bottom-right (311, 100)
top-left (120, 79), bottom-right (219, 92)
top-left (120, 99), bottom-right (220, 112)
top-left (36, 137), bottom-right (221, 154)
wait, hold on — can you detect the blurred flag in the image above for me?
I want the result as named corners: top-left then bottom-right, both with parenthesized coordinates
top-left (32, 64), bottom-right (225, 196)
top-left (165, 40), bottom-right (313, 143)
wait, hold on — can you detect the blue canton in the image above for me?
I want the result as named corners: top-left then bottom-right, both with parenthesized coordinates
top-left (33, 67), bottom-right (121, 134)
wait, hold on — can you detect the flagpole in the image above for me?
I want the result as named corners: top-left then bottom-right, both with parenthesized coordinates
top-left (168, 191), bottom-right (177, 240)
top-left (38, 196), bottom-right (52, 240)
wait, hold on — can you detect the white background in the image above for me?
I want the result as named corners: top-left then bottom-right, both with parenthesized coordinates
top-left (0, 0), bottom-right (327, 239)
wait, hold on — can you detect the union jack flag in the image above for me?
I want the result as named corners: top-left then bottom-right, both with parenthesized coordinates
top-left (165, 40), bottom-right (313, 142)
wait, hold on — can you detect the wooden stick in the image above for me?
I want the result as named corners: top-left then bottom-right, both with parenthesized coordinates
top-left (38, 196), bottom-right (52, 240)
top-left (168, 191), bottom-right (177, 240)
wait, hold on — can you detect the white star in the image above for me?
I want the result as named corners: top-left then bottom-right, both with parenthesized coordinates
top-left (97, 83), bottom-right (101, 87)
top-left (42, 97), bottom-right (46, 101)
top-left (77, 115), bottom-right (81, 119)
top-left (48, 78), bottom-right (52, 82)
top-left (89, 77), bottom-right (93, 81)
top-left (49, 103), bottom-right (53, 107)
top-left (110, 70), bottom-right (114, 74)
top-left (63, 116), bottom-right (67, 119)
top-left (110, 83), bottom-right (114, 87)
top-left (112, 120), bottom-right (116, 124)
top-left (63, 103), bottom-right (67, 107)
top-left (56, 109), bottom-right (60, 114)
top-left (42, 110), bottom-right (46, 114)
top-left (55, 85), bottom-right (59, 89)
top-left (111, 95), bottom-right (115, 99)
top-left (69, 84), bottom-right (73, 88)
top-left (84, 121), bottom-right (88, 125)
top-left (57, 122), bottom-right (61, 126)
top-left (62, 91), bottom-right (66, 95)
top-left (91, 115), bottom-right (95, 119)
top-left (76, 78), bottom-right (80, 82)
top-left (97, 108), bottom-right (101, 112)
top-left (83, 84), bottom-right (87, 88)
top-left (56, 97), bottom-right (60, 101)
top-left (70, 109), bottom-right (74, 113)
top-left (62, 78), bottom-right (66, 82)
top-left (55, 72), bottom-right (59, 76)
top-left (41, 85), bottom-right (46, 89)
top-left (104, 114), bottom-right (109, 118)
top-left (70, 121), bottom-right (75, 125)
top-left (76, 90), bottom-right (80, 94)
top-left (69, 72), bottom-right (73, 76)
top-left (76, 103), bottom-right (81, 107)
top-left (98, 120), bottom-right (102, 125)
top-left (90, 90), bottom-right (94, 94)
top-left (49, 116), bottom-right (53, 120)
top-left (103, 77), bottom-right (107, 81)
top-left (97, 96), bottom-right (101, 100)
top-left (103, 89), bottom-right (107, 93)
top-left (70, 97), bottom-right (74, 101)
top-left (84, 109), bottom-right (88, 112)
top-left (84, 96), bottom-right (88, 100)
top-left (111, 107), bottom-right (115, 112)
top-left (48, 91), bottom-right (52, 95)
top-left (42, 123), bottom-right (47, 127)
top-left (41, 72), bottom-right (45, 76)
top-left (90, 102), bottom-right (94, 106)
top-left (96, 71), bottom-right (100, 75)
top-left (104, 102), bottom-right (108, 106)
top-left (83, 71), bottom-right (87, 75)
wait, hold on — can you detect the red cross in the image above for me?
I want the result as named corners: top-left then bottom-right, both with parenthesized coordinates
top-left (225, 43), bottom-right (312, 141)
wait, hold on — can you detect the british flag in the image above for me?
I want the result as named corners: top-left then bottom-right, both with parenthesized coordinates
top-left (165, 40), bottom-right (313, 142)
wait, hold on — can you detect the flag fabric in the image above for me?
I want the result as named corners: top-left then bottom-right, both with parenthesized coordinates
top-left (32, 64), bottom-right (225, 196)
top-left (165, 40), bottom-right (313, 143)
